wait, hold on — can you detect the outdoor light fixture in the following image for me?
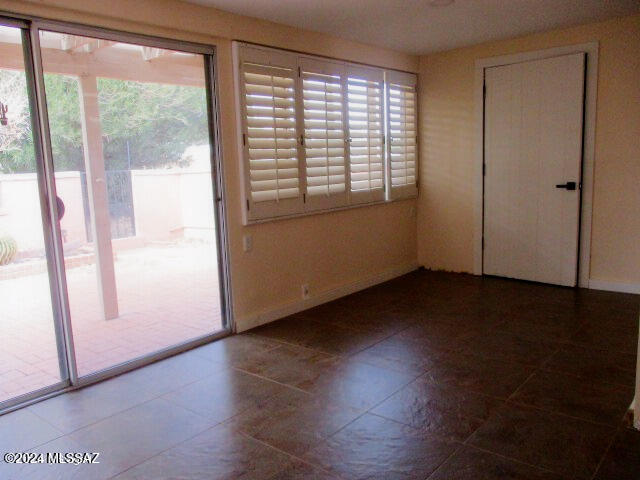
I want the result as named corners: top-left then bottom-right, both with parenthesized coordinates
top-left (0, 102), bottom-right (7, 126)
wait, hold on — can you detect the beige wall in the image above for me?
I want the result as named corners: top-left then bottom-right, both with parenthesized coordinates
top-left (0, 172), bottom-right (86, 253)
top-left (0, 0), bottom-right (419, 330)
top-left (418, 14), bottom-right (640, 287)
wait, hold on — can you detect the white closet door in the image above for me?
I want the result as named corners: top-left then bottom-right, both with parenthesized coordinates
top-left (483, 53), bottom-right (585, 286)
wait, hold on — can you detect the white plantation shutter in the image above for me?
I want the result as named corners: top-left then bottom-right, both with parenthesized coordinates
top-left (234, 42), bottom-right (419, 223)
top-left (386, 71), bottom-right (418, 199)
top-left (300, 58), bottom-right (348, 211)
top-left (347, 66), bottom-right (385, 204)
top-left (239, 47), bottom-right (304, 221)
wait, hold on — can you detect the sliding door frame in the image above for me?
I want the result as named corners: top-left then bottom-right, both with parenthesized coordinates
top-left (0, 15), bottom-right (72, 414)
top-left (0, 14), bottom-right (232, 414)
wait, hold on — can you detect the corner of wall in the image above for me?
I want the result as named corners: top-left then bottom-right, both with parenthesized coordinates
top-left (234, 260), bottom-right (419, 332)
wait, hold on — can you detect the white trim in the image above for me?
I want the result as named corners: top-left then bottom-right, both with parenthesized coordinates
top-left (473, 62), bottom-right (484, 275)
top-left (473, 42), bottom-right (599, 287)
top-left (235, 262), bottom-right (419, 332)
top-left (588, 279), bottom-right (640, 295)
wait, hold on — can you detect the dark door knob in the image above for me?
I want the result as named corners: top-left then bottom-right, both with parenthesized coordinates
top-left (555, 182), bottom-right (577, 190)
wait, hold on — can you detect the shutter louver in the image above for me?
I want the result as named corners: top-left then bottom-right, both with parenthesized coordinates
top-left (386, 71), bottom-right (418, 199)
top-left (347, 67), bottom-right (385, 204)
top-left (239, 47), bottom-right (304, 220)
top-left (301, 58), bottom-right (348, 210)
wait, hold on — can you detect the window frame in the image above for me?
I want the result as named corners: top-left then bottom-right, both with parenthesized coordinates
top-left (233, 42), bottom-right (418, 224)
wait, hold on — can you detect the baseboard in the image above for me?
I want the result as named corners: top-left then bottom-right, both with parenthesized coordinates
top-left (588, 279), bottom-right (640, 294)
top-left (235, 262), bottom-right (419, 333)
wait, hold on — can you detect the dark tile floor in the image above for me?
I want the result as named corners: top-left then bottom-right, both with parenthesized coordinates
top-left (1, 270), bottom-right (639, 479)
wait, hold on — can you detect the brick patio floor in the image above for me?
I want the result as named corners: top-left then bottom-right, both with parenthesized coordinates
top-left (0, 240), bottom-right (223, 403)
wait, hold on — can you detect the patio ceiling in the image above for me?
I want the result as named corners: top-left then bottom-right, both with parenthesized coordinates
top-left (0, 27), bottom-right (205, 86)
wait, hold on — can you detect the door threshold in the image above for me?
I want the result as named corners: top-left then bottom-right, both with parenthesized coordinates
top-left (0, 328), bottom-right (231, 417)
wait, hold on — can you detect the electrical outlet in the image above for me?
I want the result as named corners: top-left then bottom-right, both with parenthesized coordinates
top-left (301, 283), bottom-right (310, 299)
top-left (243, 234), bottom-right (253, 252)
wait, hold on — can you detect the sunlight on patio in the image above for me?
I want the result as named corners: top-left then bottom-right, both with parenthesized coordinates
top-left (0, 241), bottom-right (222, 401)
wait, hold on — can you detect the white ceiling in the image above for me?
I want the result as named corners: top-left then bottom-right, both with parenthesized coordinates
top-left (186, 0), bottom-right (640, 55)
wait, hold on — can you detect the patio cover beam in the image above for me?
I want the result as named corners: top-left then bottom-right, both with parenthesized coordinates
top-left (0, 42), bottom-right (205, 87)
top-left (78, 74), bottom-right (119, 321)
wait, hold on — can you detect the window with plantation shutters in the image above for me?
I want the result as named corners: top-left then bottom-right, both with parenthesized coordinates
top-left (386, 71), bottom-right (418, 199)
top-left (238, 47), bottom-right (304, 221)
top-left (300, 58), bottom-right (348, 211)
top-left (234, 42), bottom-right (419, 224)
top-left (347, 66), bottom-right (385, 204)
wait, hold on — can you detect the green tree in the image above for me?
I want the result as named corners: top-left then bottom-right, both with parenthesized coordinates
top-left (44, 74), bottom-right (84, 172)
top-left (97, 78), bottom-right (208, 170)
top-left (0, 70), bottom-right (35, 173)
top-left (0, 72), bottom-right (208, 174)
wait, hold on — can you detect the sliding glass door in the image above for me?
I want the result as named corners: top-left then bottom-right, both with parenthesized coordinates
top-left (0, 20), bottom-right (68, 406)
top-left (0, 17), bottom-right (228, 410)
top-left (39, 29), bottom-right (226, 378)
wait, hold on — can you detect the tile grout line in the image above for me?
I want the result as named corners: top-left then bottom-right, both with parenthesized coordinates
top-left (103, 419), bottom-right (228, 479)
top-left (500, 343), bottom-right (633, 429)
top-left (448, 342), bottom-right (605, 478)
top-left (423, 442), bottom-right (465, 480)
top-left (234, 430), bottom-right (340, 479)
top-left (21, 396), bottom-right (223, 480)
top-left (503, 345), bottom-right (562, 404)
top-left (99, 346), bottom-right (339, 479)
top-left (27, 365), bottom-right (223, 438)
top-left (364, 410), bottom-right (472, 446)
top-left (465, 443), bottom-right (580, 477)
top-left (589, 423), bottom-right (623, 480)
top-left (505, 396), bottom-right (630, 429)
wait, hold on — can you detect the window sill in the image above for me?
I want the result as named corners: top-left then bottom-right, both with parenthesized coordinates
top-left (244, 194), bottom-right (418, 226)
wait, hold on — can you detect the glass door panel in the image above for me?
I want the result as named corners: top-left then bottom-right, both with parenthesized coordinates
top-left (0, 24), bottom-right (66, 404)
top-left (39, 30), bottom-right (224, 377)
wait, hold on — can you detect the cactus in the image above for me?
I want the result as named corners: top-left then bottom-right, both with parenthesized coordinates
top-left (0, 236), bottom-right (17, 266)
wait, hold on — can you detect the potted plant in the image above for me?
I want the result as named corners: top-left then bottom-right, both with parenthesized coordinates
top-left (0, 235), bottom-right (17, 265)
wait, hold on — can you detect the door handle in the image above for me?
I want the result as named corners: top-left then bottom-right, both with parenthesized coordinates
top-left (555, 181), bottom-right (577, 190)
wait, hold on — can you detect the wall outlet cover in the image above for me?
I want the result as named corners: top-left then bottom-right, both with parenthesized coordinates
top-left (243, 234), bottom-right (253, 252)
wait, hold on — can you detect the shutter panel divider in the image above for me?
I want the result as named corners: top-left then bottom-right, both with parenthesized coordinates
top-left (342, 67), bottom-right (352, 206)
top-left (294, 57), bottom-right (308, 208)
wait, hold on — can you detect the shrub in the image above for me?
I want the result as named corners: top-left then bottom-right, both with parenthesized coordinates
top-left (0, 235), bottom-right (17, 265)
